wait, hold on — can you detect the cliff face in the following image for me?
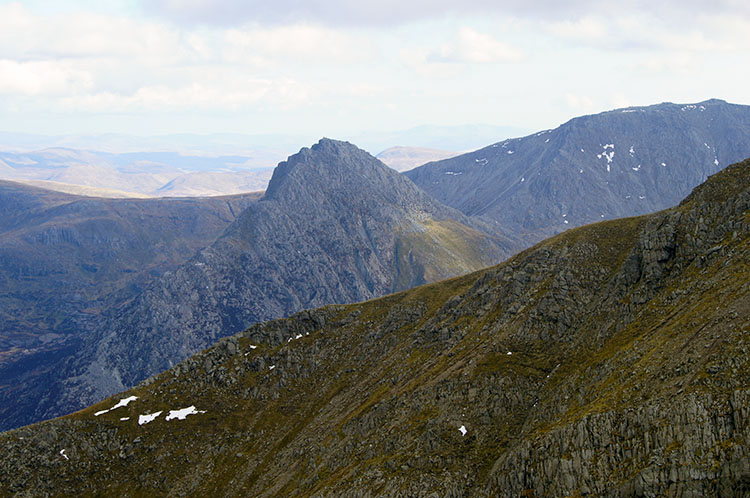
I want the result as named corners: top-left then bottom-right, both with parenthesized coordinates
top-left (0, 182), bottom-right (260, 431)
top-left (9, 138), bottom-right (511, 431)
top-left (406, 99), bottom-right (750, 245)
top-left (2, 159), bottom-right (747, 496)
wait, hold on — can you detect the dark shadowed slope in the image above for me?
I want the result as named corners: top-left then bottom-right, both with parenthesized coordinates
top-left (0, 182), bottom-right (261, 431)
top-left (3, 139), bottom-right (513, 431)
top-left (406, 99), bottom-right (750, 244)
top-left (3, 158), bottom-right (747, 497)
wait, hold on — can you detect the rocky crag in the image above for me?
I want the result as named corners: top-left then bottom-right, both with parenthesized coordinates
top-left (0, 182), bottom-right (260, 431)
top-left (2, 158), bottom-right (747, 496)
top-left (406, 98), bottom-right (750, 246)
top-left (5, 138), bottom-right (512, 431)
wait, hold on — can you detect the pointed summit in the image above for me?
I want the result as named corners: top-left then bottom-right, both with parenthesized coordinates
top-left (34, 138), bottom-right (513, 427)
top-left (263, 138), bottom-right (413, 206)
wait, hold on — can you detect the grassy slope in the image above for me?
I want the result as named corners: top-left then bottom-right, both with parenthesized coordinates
top-left (1, 161), bottom-right (748, 497)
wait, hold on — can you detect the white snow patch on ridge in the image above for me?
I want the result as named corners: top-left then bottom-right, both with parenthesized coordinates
top-left (138, 411), bottom-right (162, 425)
top-left (166, 406), bottom-right (206, 421)
top-left (459, 425), bottom-right (467, 436)
top-left (94, 395), bottom-right (138, 416)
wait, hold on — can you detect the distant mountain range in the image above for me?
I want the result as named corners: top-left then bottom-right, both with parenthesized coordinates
top-left (3, 157), bottom-right (747, 496)
top-left (406, 98), bottom-right (750, 244)
top-left (376, 146), bottom-right (460, 172)
top-left (0, 148), bottom-right (274, 197)
top-left (3, 99), bottom-right (750, 434)
top-left (0, 139), bottom-right (512, 431)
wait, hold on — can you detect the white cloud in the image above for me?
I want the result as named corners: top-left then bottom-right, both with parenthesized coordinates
top-left (637, 52), bottom-right (697, 74)
top-left (428, 27), bottom-right (523, 64)
top-left (546, 17), bottom-right (606, 42)
top-left (565, 93), bottom-right (597, 113)
top-left (223, 24), bottom-right (365, 64)
top-left (141, 0), bottom-right (750, 28)
top-left (57, 77), bottom-right (311, 112)
top-left (0, 60), bottom-right (93, 96)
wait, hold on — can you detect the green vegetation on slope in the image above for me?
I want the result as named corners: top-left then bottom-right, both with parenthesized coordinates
top-left (1, 160), bottom-right (749, 497)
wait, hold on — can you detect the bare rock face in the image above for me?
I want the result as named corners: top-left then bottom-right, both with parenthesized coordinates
top-left (406, 99), bottom-right (750, 245)
top-left (1, 159), bottom-right (748, 497)
top-left (8, 139), bottom-right (511, 431)
top-left (0, 182), bottom-right (259, 431)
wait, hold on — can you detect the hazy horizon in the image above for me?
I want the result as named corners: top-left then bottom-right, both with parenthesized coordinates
top-left (1, 1), bottom-right (748, 141)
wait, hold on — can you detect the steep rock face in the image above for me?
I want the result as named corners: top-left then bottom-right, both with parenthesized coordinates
top-left (406, 99), bottom-right (750, 244)
top-left (0, 182), bottom-right (259, 431)
top-left (31, 139), bottom-right (512, 429)
top-left (2, 159), bottom-right (747, 497)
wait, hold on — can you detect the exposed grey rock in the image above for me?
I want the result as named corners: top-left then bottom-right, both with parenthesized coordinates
top-left (406, 99), bottom-right (750, 244)
top-left (19, 138), bottom-right (511, 430)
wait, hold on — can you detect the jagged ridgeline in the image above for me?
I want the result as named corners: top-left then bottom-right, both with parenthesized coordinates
top-left (3, 159), bottom-right (748, 496)
top-left (406, 99), bottom-right (750, 244)
top-left (2, 138), bottom-right (512, 432)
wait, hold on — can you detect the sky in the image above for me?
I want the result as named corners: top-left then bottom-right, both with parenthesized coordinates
top-left (1, 0), bottom-right (750, 142)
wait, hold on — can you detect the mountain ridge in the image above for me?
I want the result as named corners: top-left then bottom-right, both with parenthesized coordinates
top-left (2, 157), bottom-right (747, 496)
top-left (1, 138), bottom-right (512, 431)
top-left (406, 98), bottom-right (750, 245)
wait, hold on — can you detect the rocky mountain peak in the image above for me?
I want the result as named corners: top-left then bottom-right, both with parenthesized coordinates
top-left (264, 138), bottom-right (392, 202)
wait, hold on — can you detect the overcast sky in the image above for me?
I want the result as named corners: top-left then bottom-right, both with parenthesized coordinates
top-left (1, 0), bottom-right (749, 141)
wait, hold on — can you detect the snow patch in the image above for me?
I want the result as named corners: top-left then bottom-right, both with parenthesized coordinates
top-left (507, 150), bottom-right (514, 155)
top-left (520, 177), bottom-right (524, 183)
top-left (506, 351), bottom-right (512, 355)
top-left (661, 162), bottom-right (666, 167)
top-left (629, 145), bottom-right (635, 156)
top-left (545, 138), bottom-right (549, 143)
top-left (60, 449), bottom-right (68, 460)
top-left (474, 158), bottom-right (488, 165)
top-left (632, 165), bottom-right (641, 171)
top-left (94, 395), bottom-right (138, 416)
top-left (166, 406), bottom-right (206, 421)
top-left (138, 411), bottom-right (162, 425)
top-left (270, 365), bottom-right (275, 370)
top-left (120, 417), bottom-right (130, 421)
top-left (459, 425), bottom-right (467, 436)
top-left (444, 171), bottom-right (463, 175)
top-left (714, 158), bottom-right (719, 166)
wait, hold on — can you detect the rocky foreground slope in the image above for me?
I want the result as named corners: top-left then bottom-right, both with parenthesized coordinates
top-left (407, 98), bottom-right (750, 245)
top-left (5, 138), bottom-right (512, 432)
top-left (2, 159), bottom-right (748, 496)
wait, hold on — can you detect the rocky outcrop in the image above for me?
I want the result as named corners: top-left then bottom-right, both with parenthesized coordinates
top-left (7, 139), bottom-right (512, 432)
top-left (0, 182), bottom-right (259, 431)
top-left (1, 159), bottom-right (747, 497)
